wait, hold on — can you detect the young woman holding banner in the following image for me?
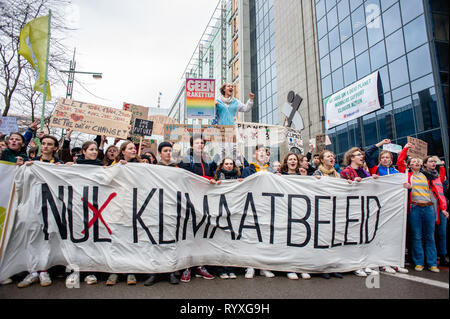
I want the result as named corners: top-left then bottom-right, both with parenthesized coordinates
top-left (312, 151), bottom-right (345, 279)
top-left (279, 153), bottom-right (312, 280)
top-left (340, 147), bottom-right (380, 277)
top-left (107, 140), bottom-right (142, 286)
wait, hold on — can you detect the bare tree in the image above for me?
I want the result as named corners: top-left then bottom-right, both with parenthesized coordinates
top-left (0, 0), bottom-right (73, 117)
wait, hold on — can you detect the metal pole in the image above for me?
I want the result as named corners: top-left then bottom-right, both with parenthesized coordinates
top-left (40, 9), bottom-right (51, 131)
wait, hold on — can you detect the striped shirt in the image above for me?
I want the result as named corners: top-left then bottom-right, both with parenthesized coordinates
top-left (411, 172), bottom-right (431, 202)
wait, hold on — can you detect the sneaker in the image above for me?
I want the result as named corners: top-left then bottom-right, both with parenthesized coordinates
top-left (260, 270), bottom-right (275, 278)
top-left (168, 273), bottom-right (179, 285)
top-left (364, 267), bottom-right (379, 275)
top-left (300, 273), bottom-right (311, 279)
top-left (381, 266), bottom-right (396, 274)
top-left (17, 273), bottom-right (39, 288)
top-left (354, 269), bottom-right (367, 277)
top-left (393, 266), bottom-right (409, 273)
top-left (127, 274), bottom-right (137, 285)
top-left (321, 273), bottom-right (331, 279)
top-left (84, 274), bottom-right (97, 285)
top-left (428, 266), bottom-right (440, 273)
top-left (106, 274), bottom-right (118, 286)
top-left (65, 272), bottom-right (80, 288)
top-left (39, 271), bottom-right (52, 287)
top-left (228, 272), bottom-right (237, 279)
top-left (180, 269), bottom-right (191, 283)
top-left (245, 267), bottom-right (255, 279)
top-left (219, 273), bottom-right (229, 279)
top-left (414, 265), bottom-right (424, 271)
top-left (195, 266), bottom-right (215, 280)
top-left (287, 272), bottom-right (298, 280)
top-left (0, 278), bottom-right (12, 285)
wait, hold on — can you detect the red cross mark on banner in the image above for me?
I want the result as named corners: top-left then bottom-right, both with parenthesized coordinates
top-left (81, 192), bottom-right (117, 235)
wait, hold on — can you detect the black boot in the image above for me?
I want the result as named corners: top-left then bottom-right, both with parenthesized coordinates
top-left (144, 274), bottom-right (157, 286)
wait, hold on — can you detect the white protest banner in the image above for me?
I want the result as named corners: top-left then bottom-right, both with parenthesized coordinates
top-left (0, 162), bottom-right (407, 279)
top-left (235, 122), bottom-right (285, 147)
top-left (325, 71), bottom-right (381, 130)
top-left (0, 161), bottom-right (16, 250)
top-left (0, 117), bottom-right (18, 135)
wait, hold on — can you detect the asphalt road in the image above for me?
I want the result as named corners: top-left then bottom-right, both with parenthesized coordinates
top-left (1, 265), bottom-right (448, 300)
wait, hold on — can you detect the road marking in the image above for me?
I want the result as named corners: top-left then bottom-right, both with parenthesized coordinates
top-left (382, 273), bottom-right (449, 289)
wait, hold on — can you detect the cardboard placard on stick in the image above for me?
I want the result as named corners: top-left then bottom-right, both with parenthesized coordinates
top-left (133, 118), bottom-right (153, 137)
top-left (50, 98), bottom-right (132, 139)
top-left (407, 136), bottom-right (428, 159)
top-left (124, 102), bottom-right (149, 143)
top-left (315, 133), bottom-right (326, 153)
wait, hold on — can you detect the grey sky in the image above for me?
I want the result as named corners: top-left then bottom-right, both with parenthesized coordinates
top-left (55, 0), bottom-right (219, 111)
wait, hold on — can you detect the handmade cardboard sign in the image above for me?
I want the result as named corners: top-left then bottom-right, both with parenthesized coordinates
top-left (407, 136), bottom-right (428, 159)
top-left (132, 119), bottom-right (153, 137)
top-left (50, 99), bottom-right (132, 139)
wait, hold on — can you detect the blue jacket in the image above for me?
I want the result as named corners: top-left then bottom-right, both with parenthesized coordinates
top-left (213, 99), bottom-right (240, 126)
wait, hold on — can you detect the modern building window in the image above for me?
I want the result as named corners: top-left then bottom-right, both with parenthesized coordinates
top-left (339, 16), bottom-right (352, 42)
top-left (351, 4), bottom-right (365, 34)
top-left (341, 38), bottom-right (354, 64)
top-left (337, 0), bottom-right (350, 21)
top-left (343, 60), bottom-right (357, 86)
top-left (399, 0), bottom-right (423, 24)
top-left (355, 51), bottom-right (370, 78)
top-left (388, 56), bottom-right (409, 89)
top-left (385, 29), bottom-right (405, 62)
top-left (370, 40), bottom-right (387, 70)
top-left (382, 3), bottom-right (402, 36)
top-left (407, 44), bottom-right (433, 80)
top-left (403, 15), bottom-right (428, 52)
top-left (353, 27), bottom-right (368, 56)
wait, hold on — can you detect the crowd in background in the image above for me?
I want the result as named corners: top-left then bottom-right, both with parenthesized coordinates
top-left (0, 119), bottom-right (448, 288)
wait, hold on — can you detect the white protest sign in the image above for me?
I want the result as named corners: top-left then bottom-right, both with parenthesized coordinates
top-left (0, 117), bottom-right (18, 135)
top-left (382, 143), bottom-right (402, 154)
top-left (325, 71), bottom-right (381, 130)
top-left (0, 163), bottom-right (407, 279)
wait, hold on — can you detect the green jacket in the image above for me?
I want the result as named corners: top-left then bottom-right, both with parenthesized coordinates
top-left (0, 148), bottom-right (29, 163)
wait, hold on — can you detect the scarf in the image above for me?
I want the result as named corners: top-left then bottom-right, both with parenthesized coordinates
top-left (250, 162), bottom-right (269, 172)
top-left (219, 94), bottom-right (234, 105)
top-left (219, 168), bottom-right (239, 179)
top-left (318, 164), bottom-right (339, 178)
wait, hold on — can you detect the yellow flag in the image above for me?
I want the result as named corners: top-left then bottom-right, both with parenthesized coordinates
top-left (18, 15), bottom-right (51, 100)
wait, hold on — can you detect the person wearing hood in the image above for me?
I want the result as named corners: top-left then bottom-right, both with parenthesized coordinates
top-left (212, 83), bottom-right (254, 126)
top-left (365, 139), bottom-right (399, 176)
top-left (0, 132), bottom-right (28, 164)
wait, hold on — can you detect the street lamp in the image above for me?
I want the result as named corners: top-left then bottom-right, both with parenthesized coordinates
top-left (59, 48), bottom-right (103, 99)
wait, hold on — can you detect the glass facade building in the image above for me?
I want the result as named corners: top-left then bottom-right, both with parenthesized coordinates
top-left (314, 0), bottom-right (449, 165)
top-left (250, 0), bottom-right (278, 125)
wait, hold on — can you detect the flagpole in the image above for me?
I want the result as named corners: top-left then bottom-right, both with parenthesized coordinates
top-left (40, 9), bottom-right (51, 132)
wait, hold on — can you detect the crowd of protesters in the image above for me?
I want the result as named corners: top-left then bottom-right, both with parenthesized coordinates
top-left (0, 119), bottom-right (448, 288)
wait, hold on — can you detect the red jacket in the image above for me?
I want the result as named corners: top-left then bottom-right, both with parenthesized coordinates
top-left (397, 147), bottom-right (447, 224)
